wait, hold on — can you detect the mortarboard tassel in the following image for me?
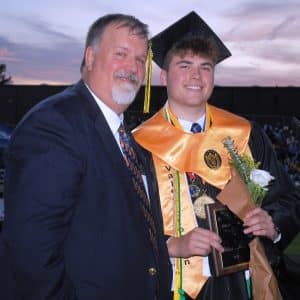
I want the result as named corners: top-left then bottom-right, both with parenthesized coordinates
top-left (143, 42), bottom-right (153, 113)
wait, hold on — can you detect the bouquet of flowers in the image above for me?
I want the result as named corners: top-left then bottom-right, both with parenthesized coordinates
top-left (223, 137), bottom-right (274, 206)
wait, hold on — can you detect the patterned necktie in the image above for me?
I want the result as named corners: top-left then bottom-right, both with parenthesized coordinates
top-left (118, 123), bottom-right (159, 254)
top-left (118, 123), bottom-right (148, 200)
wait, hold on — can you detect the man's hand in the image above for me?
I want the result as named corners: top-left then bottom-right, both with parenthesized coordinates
top-left (243, 207), bottom-right (278, 241)
top-left (167, 227), bottom-right (224, 258)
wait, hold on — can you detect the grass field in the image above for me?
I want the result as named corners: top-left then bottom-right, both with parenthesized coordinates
top-left (285, 233), bottom-right (300, 256)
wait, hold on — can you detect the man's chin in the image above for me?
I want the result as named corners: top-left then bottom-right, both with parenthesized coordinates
top-left (112, 84), bottom-right (138, 105)
top-left (112, 92), bottom-right (136, 105)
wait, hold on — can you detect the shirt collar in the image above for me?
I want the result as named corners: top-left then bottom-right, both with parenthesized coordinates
top-left (165, 101), bottom-right (206, 133)
top-left (178, 116), bottom-right (206, 133)
top-left (85, 83), bottom-right (123, 136)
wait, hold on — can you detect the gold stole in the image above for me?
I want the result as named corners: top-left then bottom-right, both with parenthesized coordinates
top-left (134, 105), bottom-right (250, 298)
top-left (152, 155), bottom-right (207, 298)
top-left (134, 104), bottom-right (281, 299)
top-left (134, 105), bottom-right (250, 189)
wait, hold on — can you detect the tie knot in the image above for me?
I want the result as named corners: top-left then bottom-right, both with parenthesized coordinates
top-left (118, 123), bottom-right (128, 138)
top-left (118, 123), bottom-right (125, 133)
top-left (191, 123), bottom-right (202, 133)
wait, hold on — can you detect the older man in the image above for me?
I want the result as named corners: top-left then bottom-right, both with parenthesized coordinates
top-left (2, 14), bottom-right (171, 300)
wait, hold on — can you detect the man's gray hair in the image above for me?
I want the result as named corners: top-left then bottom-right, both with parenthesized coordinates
top-left (80, 14), bottom-right (149, 72)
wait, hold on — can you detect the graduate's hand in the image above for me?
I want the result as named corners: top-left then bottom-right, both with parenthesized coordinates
top-left (167, 227), bottom-right (224, 258)
top-left (243, 207), bottom-right (278, 241)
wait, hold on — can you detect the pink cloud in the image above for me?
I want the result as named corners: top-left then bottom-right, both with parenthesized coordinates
top-left (0, 47), bottom-right (21, 62)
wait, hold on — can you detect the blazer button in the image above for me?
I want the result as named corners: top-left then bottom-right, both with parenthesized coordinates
top-left (148, 267), bottom-right (157, 276)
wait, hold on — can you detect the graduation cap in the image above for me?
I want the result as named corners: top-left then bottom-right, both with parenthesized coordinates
top-left (151, 11), bottom-right (231, 69)
top-left (143, 11), bottom-right (231, 113)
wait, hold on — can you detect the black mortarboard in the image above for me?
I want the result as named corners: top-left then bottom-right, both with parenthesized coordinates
top-left (151, 11), bottom-right (231, 68)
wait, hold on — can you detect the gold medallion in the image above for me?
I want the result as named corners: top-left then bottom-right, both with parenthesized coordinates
top-left (193, 193), bottom-right (215, 219)
top-left (204, 149), bottom-right (222, 169)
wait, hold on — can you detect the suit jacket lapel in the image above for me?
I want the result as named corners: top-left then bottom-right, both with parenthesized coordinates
top-left (74, 80), bottom-right (131, 178)
top-left (73, 81), bottom-right (156, 244)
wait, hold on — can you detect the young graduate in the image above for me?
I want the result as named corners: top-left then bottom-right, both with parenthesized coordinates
top-left (134, 11), bottom-right (300, 300)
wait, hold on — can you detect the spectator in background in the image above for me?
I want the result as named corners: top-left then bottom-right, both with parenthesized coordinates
top-left (263, 121), bottom-right (300, 187)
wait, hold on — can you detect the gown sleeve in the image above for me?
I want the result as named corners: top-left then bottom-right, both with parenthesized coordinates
top-left (249, 122), bottom-right (300, 300)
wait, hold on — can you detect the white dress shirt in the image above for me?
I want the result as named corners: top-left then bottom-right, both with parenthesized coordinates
top-left (85, 83), bottom-right (123, 151)
top-left (84, 83), bottom-right (150, 198)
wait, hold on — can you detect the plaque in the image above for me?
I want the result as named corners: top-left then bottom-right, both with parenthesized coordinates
top-left (205, 201), bottom-right (253, 277)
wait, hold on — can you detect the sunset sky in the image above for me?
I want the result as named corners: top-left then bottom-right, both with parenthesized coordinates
top-left (0, 0), bottom-right (299, 86)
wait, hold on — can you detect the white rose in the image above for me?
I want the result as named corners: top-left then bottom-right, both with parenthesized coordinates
top-left (250, 169), bottom-right (274, 188)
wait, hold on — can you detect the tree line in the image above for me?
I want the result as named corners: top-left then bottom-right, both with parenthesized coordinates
top-left (0, 64), bottom-right (11, 85)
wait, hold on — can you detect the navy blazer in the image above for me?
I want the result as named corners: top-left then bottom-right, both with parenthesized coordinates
top-left (2, 80), bottom-right (172, 300)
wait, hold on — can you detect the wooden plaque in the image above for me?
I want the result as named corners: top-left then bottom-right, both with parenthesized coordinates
top-left (205, 202), bottom-right (253, 277)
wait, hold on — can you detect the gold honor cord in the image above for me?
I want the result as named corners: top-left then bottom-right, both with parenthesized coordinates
top-left (173, 170), bottom-right (185, 300)
top-left (143, 43), bottom-right (153, 113)
top-left (163, 108), bottom-right (185, 300)
top-left (164, 108), bottom-right (186, 300)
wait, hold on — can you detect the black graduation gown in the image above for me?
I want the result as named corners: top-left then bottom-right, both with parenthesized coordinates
top-left (181, 122), bottom-right (300, 300)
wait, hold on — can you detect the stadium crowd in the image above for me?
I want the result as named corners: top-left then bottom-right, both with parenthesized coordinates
top-left (264, 122), bottom-right (300, 187)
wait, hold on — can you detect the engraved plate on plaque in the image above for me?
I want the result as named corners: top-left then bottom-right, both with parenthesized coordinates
top-left (205, 202), bottom-right (254, 277)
